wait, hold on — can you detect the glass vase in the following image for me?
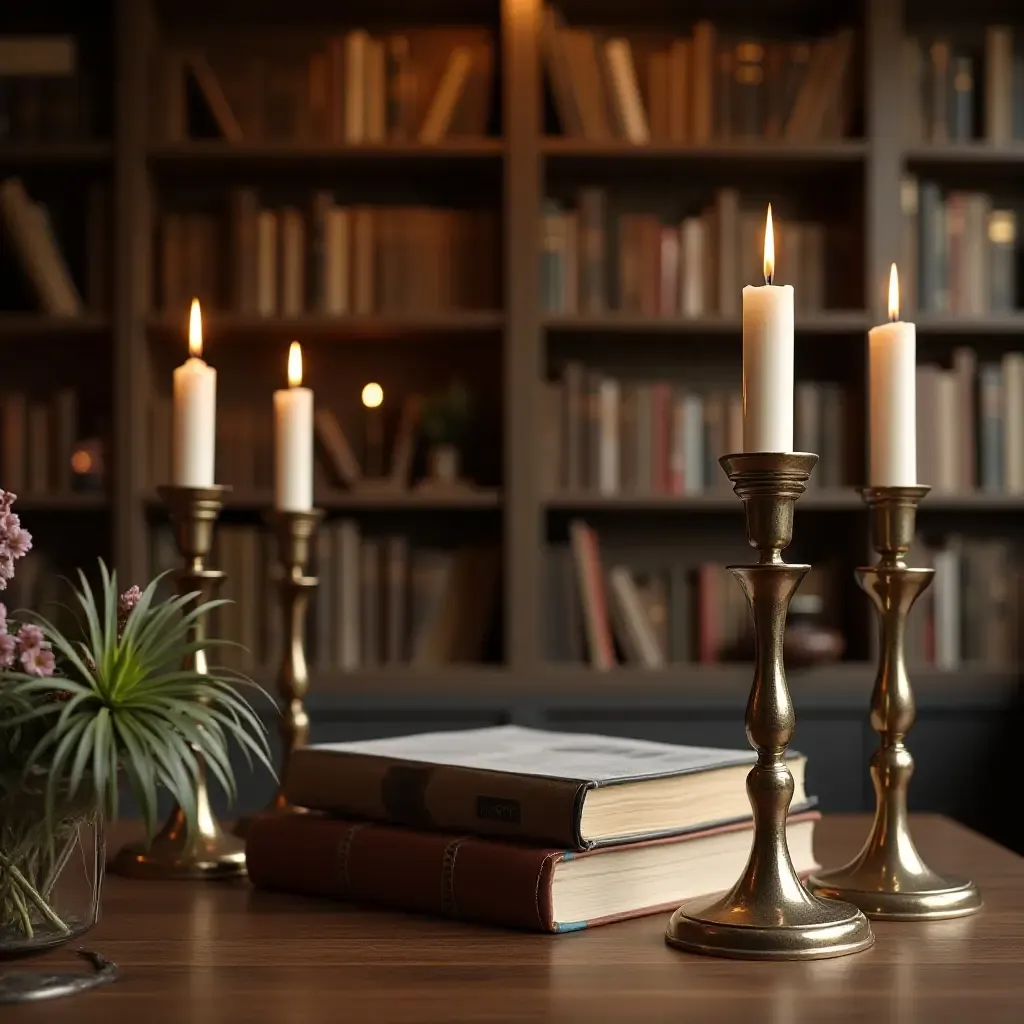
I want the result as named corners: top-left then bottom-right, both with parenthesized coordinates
top-left (0, 786), bottom-right (104, 958)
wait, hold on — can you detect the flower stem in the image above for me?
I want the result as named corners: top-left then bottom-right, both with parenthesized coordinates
top-left (0, 852), bottom-right (71, 935)
top-left (9, 884), bottom-right (34, 938)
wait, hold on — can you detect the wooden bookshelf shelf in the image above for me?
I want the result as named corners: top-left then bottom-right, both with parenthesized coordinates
top-left (0, 314), bottom-right (111, 338)
top-left (920, 493), bottom-right (1024, 511)
top-left (148, 140), bottom-right (504, 171)
top-left (542, 139), bottom-right (868, 166)
top-left (543, 312), bottom-right (872, 334)
top-left (905, 144), bottom-right (1024, 166)
top-left (145, 489), bottom-right (503, 512)
top-left (914, 314), bottom-right (1024, 335)
top-left (145, 312), bottom-right (504, 340)
top-left (15, 494), bottom-right (109, 512)
top-left (0, 142), bottom-right (113, 166)
top-left (545, 490), bottom-right (861, 511)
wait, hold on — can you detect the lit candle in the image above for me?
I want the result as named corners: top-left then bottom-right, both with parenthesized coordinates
top-left (868, 265), bottom-right (917, 486)
top-left (274, 342), bottom-right (314, 511)
top-left (172, 299), bottom-right (217, 487)
top-left (742, 205), bottom-right (794, 452)
top-left (362, 382), bottom-right (384, 478)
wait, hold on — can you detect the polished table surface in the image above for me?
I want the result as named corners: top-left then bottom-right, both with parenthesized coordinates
top-left (4, 814), bottom-right (1023, 1023)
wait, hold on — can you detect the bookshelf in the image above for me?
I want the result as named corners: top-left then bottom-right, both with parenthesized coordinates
top-left (1, 0), bottom-right (1022, 839)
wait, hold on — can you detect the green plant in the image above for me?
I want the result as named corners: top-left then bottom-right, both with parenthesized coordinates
top-left (420, 380), bottom-right (473, 448)
top-left (0, 559), bottom-right (273, 942)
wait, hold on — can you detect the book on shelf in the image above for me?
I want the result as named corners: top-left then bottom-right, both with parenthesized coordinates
top-left (0, 389), bottom-right (87, 496)
top-left (540, 364), bottom-right (847, 498)
top-left (158, 29), bottom-right (492, 144)
top-left (281, 725), bottom-right (810, 849)
top-left (904, 26), bottom-right (1024, 144)
top-left (159, 197), bottom-right (499, 315)
top-left (547, 522), bottom-right (840, 668)
top-left (541, 6), bottom-right (855, 144)
top-left (916, 347), bottom-right (1024, 493)
top-left (902, 535), bottom-right (1020, 670)
top-left (0, 35), bottom-right (94, 143)
top-left (151, 521), bottom-right (500, 673)
top-left (903, 178), bottom-right (1017, 316)
top-left (541, 188), bottom-right (827, 316)
top-left (246, 808), bottom-right (820, 933)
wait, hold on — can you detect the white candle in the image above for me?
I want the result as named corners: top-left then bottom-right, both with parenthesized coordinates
top-left (869, 264), bottom-right (917, 486)
top-left (274, 342), bottom-right (314, 511)
top-left (172, 299), bottom-right (217, 487)
top-left (742, 205), bottom-right (794, 452)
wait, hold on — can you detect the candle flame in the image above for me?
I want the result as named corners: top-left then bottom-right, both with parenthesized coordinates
top-left (188, 298), bottom-right (203, 358)
top-left (361, 382), bottom-right (384, 409)
top-left (888, 263), bottom-right (899, 321)
top-left (763, 204), bottom-right (775, 284)
top-left (287, 341), bottom-right (303, 387)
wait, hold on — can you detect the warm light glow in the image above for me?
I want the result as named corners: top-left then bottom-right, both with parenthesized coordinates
top-left (287, 341), bottom-right (303, 387)
top-left (888, 263), bottom-right (899, 321)
top-left (70, 449), bottom-right (92, 474)
top-left (362, 382), bottom-right (384, 409)
top-left (763, 204), bottom-right (775, 283)
top-left (188, 298), bottom-right (203, 358)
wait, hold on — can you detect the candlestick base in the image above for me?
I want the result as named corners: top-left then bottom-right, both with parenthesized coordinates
top-left (665, 453), bottom-right (873, 961)
top-left (808, 486), bottom-right (982, 921)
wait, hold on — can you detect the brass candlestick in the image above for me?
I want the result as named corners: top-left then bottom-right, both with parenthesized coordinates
top-left (235, 509), bottom-right (321, 838)
top-left (808, 486), bottom-right (982, 919)
top-left (665, 452), bottom-right (874, 960)
top-left (112, 484), bottom-right (248, 880)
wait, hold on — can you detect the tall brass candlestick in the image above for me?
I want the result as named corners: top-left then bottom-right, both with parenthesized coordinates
top-left (236, 509), bottom-right (321, 838)
top-left (808, 487), bottom-right (982, 919)
top-left (112, 484), bottom-right (247, 880)
top-left (665, 453), bottom-right (874, 960)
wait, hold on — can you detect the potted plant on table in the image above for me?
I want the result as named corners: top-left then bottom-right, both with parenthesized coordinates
top-left (418, 380), bottom-right (474, 488)
top-left (0, 490), bottom-right (272, 957)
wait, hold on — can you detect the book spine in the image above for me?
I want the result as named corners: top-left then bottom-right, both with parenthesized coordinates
top-left (247, 813), bottom-right (560, 932)
top-left (283, 754), bottom-right (587, 848)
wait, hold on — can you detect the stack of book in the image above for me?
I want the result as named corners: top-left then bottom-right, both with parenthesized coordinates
top-left (247, 725), bottom-right (819, 932)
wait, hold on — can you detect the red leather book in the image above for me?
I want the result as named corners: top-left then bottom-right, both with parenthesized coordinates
top-left (246, 809), bottom-right (820, 933)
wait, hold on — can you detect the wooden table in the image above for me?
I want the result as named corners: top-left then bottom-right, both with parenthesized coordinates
top-left (4, 815), bottom-right (1023, 1022)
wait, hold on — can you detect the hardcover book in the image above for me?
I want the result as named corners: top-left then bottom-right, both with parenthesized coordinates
top-left (283, 725), bottom-right (808, 849)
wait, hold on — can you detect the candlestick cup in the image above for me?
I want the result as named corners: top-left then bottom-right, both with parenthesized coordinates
top-left (665, 452), bottom-right (874, 960)
top-left (808, 487), bottom-right (982, 919)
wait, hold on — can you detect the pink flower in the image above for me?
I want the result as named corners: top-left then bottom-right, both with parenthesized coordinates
top-left (16, 623), bottom-right (45, 654)
top-left (6, 527), bottom-right (30, 558)
top-left (0, 633), bottom-right (15, 669)
top-left (21, 646), bottom-right (55, 677)
top-left (118, 586), bottom-right (142, 619)
top-left (0, 491), bottom-right (30, 590)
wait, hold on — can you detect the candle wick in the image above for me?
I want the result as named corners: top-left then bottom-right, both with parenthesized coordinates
top-left (764, 272), bottom-right (773, 286)
top-left (890, 313), bottom-right (897, 323)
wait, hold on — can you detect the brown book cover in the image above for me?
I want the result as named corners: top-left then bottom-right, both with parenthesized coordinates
top-left (247, 809), bottom-right (821, 933)
top-left (283, 725), bottom-right (808, 850)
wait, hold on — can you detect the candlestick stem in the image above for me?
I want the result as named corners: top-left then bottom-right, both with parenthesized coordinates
top-left (808, 487), bottom-right (982, 919)
top-left (665, 453), bottom-right (874, 960)
top-left (112, 485), bottom-right (247, 880)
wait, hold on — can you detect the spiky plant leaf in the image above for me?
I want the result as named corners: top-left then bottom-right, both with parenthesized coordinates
top-left (2, 560), bottom-right (275, 841)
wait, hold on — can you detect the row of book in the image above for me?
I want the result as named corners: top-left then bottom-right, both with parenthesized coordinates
top-left (159, 199), bottom-right (500, 315)
top-left (905, 27), bottom-right (1024, 144)
top-left (151, 523), bottom-right (499, 672)
top-left (540, 366), bottom-right (848, 497)
top-left (902, 180), bottom-right (1016, 316)
top-left (917, 349), bottom-right (1024, 494)
top-left (907, 535), bottom-right (1019, 669)
top-left (548, 521), bottom-right (839, 669)
top-left (160, 31), bottom-right (491, 145)
top-left (0, 36), bottom-right (95, 143)
top-left (541, 188), bottom-right (827, 316)
top-left (542, 7), bottom-right (854, 144)
top-left (0, 178), bottom-right (108, 316)
top-left (248, 724), bottom-right (819, 933)
top-left (0, 390), bottom-right (91, 496)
